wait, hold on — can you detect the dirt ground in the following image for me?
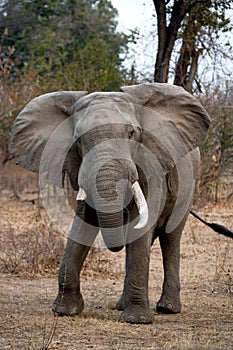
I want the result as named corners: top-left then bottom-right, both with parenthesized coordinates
top-left (0, 163), bottom-right (232, 350)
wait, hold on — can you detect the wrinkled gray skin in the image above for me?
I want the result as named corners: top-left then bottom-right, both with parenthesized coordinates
top-left (9, 83), bottom-right (211, 324)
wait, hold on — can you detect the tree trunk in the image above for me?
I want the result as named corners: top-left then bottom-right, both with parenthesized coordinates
top-left (153, 0), bottom-right (191, 83)
top-left (152, 0), bottom-right (205, 85)
top-left (173, 11), bottom-right (203, 93)
top-left (173, 37), bottom-right (200, 92)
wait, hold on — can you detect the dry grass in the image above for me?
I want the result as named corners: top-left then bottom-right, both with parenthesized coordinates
top-left (0, 222), bottom-right (64, 276)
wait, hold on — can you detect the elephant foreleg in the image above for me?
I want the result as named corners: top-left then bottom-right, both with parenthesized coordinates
top-left (52, 212), bottom-right (99, 316)
top-left (118, 231), bottom-right (154, 324)
top-left (52, 240), bottom-right (91, 316)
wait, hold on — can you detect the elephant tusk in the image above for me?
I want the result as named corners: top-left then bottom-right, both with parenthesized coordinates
top-left (76, 187), bottom-right (87, 201)
top-left (131, 181), bottom-right (149, 229)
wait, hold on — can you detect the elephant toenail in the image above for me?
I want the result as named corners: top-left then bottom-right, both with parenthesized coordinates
top-left (139, 315), bottom-right (146, 322)
top-left (167, 303), bottom-right (173, 309)
top-left (128, 316), bottom-right (136, 323)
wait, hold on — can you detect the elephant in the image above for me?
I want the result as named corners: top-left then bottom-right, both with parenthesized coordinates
top-left (9, 83), bottom-right (211, 324)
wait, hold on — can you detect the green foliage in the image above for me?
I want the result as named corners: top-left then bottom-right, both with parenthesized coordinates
top-left (0, 0), bottom-right (130, 90)
top-left (0, 0), bottom-right (136, 151)
top-left (54, 38), bottom-right (125, 92)
top-left (179, 0), bottom-right (232, 45)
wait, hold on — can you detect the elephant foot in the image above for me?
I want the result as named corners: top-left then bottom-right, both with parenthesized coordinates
top-left (119, 304), bottom-right (154, 324)
top-left (156, 295), bottom-right (181, 314)
top-left (52, 291), bottom-right (84, 316)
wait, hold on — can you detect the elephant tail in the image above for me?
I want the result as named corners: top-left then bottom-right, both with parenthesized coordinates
top-left (190, 210), bottom-right (233, 239)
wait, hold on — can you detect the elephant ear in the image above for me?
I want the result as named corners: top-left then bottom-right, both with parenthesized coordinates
top-left (122, 83), bottom-right (211, 150)
top-left (9, 91), bottom-right (87, 185)
top-left (122, 83), bottom-right (211, 234)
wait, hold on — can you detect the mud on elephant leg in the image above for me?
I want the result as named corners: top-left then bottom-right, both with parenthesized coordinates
top-left (156, 221), bottom-right (185, 314)
top-left (52, 239), bottom-right (91, 316)
top-left (119, 232), bottom-right (154, 324)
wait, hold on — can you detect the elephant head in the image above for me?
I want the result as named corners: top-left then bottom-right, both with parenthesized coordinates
top-left (9, 84), bottom-right (210, 251)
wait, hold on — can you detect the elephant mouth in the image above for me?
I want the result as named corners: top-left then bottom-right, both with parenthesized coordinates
top-left (76, 180), bottom-right (148, 231)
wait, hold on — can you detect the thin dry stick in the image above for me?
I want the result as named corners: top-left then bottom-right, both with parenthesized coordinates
top-left (40, 263), bottom-right (68, 349)
top-left (41, 313), bottom-right (59, 350)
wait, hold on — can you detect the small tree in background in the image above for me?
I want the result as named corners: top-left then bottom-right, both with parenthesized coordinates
top-left (150, 0), bottom-right (233, 201)
top-left (0, 29), bottom-right (40, 156)
top-left (196, 84), bottom-right (233, 202)
top-left (152, 0), bottom-right (232, 92)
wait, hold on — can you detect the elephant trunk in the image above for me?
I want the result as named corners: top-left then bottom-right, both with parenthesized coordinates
top-left (93, 161), bottom-right (127, 251)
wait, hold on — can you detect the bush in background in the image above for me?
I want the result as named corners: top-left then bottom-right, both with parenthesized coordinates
top-left (196, 86), bottom-right (233, 202)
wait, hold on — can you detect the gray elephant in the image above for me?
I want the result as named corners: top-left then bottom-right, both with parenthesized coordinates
top-left (9, 83), bottom-right (210, 324)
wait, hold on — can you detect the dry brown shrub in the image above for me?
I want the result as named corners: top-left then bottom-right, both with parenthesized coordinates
top-left (0, 213), bottom-right (64, 276)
